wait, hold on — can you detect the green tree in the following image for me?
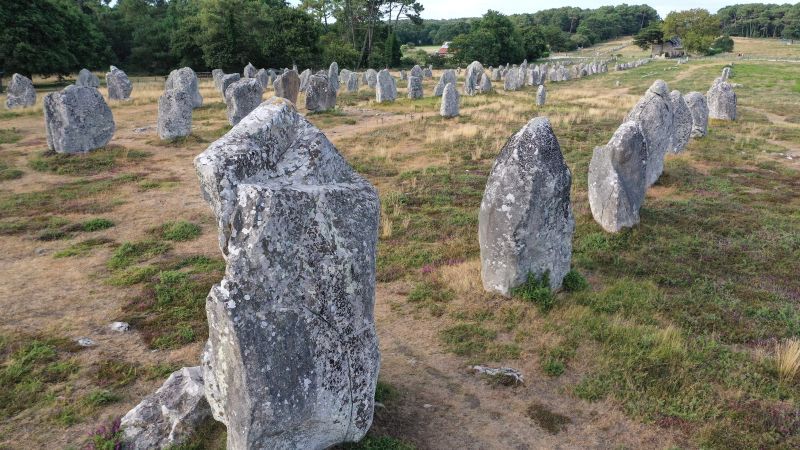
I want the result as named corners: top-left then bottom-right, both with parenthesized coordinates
top-left (663, 9), bottom-right (721, 55)
top-left (451, 10), bottom-right (523, 66)
top-left (0, 0), bottom-right (110, 77)
top-left (383, 32), bottom-right (402, 67)
top-left (633, 23), bottom-right (664, 50)
top-left (519, 25), bottom-right (548, 60)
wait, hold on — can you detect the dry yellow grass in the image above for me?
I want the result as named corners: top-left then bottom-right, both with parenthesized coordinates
top-left (440, 259), bottom-right (482, 294)
top-left (776, 338), bottom-right (800, 383)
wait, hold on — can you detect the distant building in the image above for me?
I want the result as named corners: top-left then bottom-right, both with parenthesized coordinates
top-left (651, 37), bottom-right (685, 58)
top-left (438, 42), bottom-right (451, 55)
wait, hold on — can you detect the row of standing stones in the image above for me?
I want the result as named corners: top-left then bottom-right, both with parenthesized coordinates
top-left (587, 68), bottom-right (736, 233)
top-left (5, 59), bottom-right (735, 448)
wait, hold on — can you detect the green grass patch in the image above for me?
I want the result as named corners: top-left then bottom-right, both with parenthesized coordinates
top-left (0, 128), bottom-right (23, 144)
top-left (28, 146), bottom-right (150, 176)
top-left (80, 218), bottom-right (115, 232)
top-left (153, 220), bottom-right (202, 242)
top-left (108, 240), bottom-right (172, 270)
top-left (512, 272), bottom-right (556, 312)
top-left (54, 237), bottom-right (114, 258)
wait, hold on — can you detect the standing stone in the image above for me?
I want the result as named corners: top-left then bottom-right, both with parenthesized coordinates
top-left (365, 69), bottom-right (378, 89)
top-left (707, 78), bottom-right (736, 121)
top-left (440, 82), bottom-right (459, 118)
top-left (106, 66), bottom-right (133, 101)
top-left (407, 76), bottom-right (423, 99)
top-left (158, 89), bottom-right (193, 140)
top-left (588, 121), bottom-right (648, 233)
top-left (721, 66), bottom-right (732, 81)
top-left (410, 65), bottom-right (423, 78)
top-left (44, 85), bottom-right (115, 154)
top-left (5, 73), bottom-right (36, 109)
top-left (243, 63), bottom-right (257, 78)
top-left (479, 117), bottom-right (574, 296)
top-left (423, 67), bottom-right (433, 78)
top-left (212, 69), bottom-right (224, 91)
top-left (478, 75), bottom-right (492, 94)
top-left (273, 70), bottom-right (301, 104)
top-left (346, 72), bottom-right (360, 92)
top-left (375, 69), bottom-right (396, 103)
top-left (255, 69), bottom-right (270, 90)
top-left (121, 367), bottom-right (211, 450)
top-left (464, 61), bottom-right (485, 96)
top-left (305, 74), bottom-right (337, 112)
top-left (166, 67), bottom-right (203, 108)
top-left (536, 85), bottom-right (546, 107)
top-left (625, 80), bottom-right (674, 187)
top-left (76, 69), bottom-right (100, 88)
top-left (492, 68), bottom-right (501, 81)
top-left (328, 62), bottom-right (340, 92)
top-left (194, 98), bottom-right (380, 450)
top-left (220, 74), bottom-right (241, 97)
top-left (225, 78), bottom-right (264, 126)
top-left (669, 90), bottom-right (692, 153)
top-left (434, 69), bottom-right (456, 97)
top-left (504, 68), bottom-right (519, 91)
top-left (683, 92), bottom-right (708, 138)
top-left (299, 69), bottom-right (312, 92)
top-left (399, 70), bottom-right (407, 81)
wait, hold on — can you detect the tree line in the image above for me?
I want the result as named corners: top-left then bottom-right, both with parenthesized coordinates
top-left (2, 1), bottom-right (799, 78)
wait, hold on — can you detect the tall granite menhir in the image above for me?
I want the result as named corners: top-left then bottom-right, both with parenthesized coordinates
top-left (479, 117), bottom-right (575, 296)
top-left (194, 98), bottom-right (381, 450)
top-left (44, 85), bottom-right (115, 153)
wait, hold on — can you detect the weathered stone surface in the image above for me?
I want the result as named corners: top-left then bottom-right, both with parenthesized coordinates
top-left (536, 85), bottom-right (546, 107)
top-left (434, 69), bottom-right (456, 97)
top-left (121, 367), bottom-right (211, 450)
top-left (588, 121), bottom-right (648, 233)
top-left (683, 91), bottom-right (708, 138)
top-left (346, 72), bottom-right (360, 92)
top-left (492, 68), bottom-right (501, 81)
top-left (273, 70), bottom-right (300, 104)
top-left (158, 89), bottom-right (193, 140)
top-left (225, 78), bottom-right (264, 126)
top-left (365, 69), bottom-right (378, 89)
top-left (106, 66), bottom-right (132, 100)
top-left (669, 90), bottom-right (692, 153)
top-left (243, 63), bottom-right (257, 78)
top-left (76, 69), bottom-right (100, 88)
top-left (220, 73), bottom-right (241, 97)
top-left (479, 117), bottom-right (574, 296)
top-left (707, 78), bottom-right (736, 121)
top-left (423, 67), bottom-right (433, 78)
top-left (328, 62), bottom-right (340, 92)
top-left (503, 68), bottom-right (519, 91)
top-left (440, 82), bottom-right (459, 118)
top-left (299, 69), bottom-right (312, 92)
top-left (478, 74), bottom-right (492, 94)
top-left (255, 69), bottom-right (270, 89)
top-left (212, 69), bottom-right (224, 90)
top-left (471, 366), bottom-right (524, 386)
top-left (407, 76), bottom-right (423, 99)
top-left (375, 69), bottom-right (396, 103)
top-left (410, 65), bottom-right (423, 78)
top-left (166, 67), bottom-right (202, 108)
top-left (625, 80), bottom-right (674, 187)
top-left (399, 70), bottom-right (407, 81)
top-left (44, 85), bottom-right (115, 154)
top-left (464, 61), bottom-right (485, 96)
top-left (721, 66), bottom-right (731, 81)
top-left (305, 74), bottom-right (337, 112)
top-left (5, 73), bottom-right (36, 109)
top-left (194, 98), bottom-right (380, 450)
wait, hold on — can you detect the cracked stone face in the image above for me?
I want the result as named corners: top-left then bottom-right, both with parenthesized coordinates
top-left (440, 82), bottom-right (459, 118)
top-left (536, 85), bottom-right (546, 107)
top-left (43, 85), bottom-right (115, 154)
top-left (375, 69), bottom-right (396, 103)
top-left (106, 66), bottom-right (133, 100)
top-left (669, 90), bottom-right (692, 153)
top-left (166, 67), bottom-right (203, 108)
top-left (305, 74), bottom-right (338, 112)
top-left (464, 61), bottom-right (484, 96)
top-left (76, 68), bottom-right (100, 88)
top-left (158, 89), bottom-right (192, 140)
top-left (434, 69), bottom-right (456, 97)
top-left (707, 78), bottom-right (737, 121)
top-left (625, 80), bottom-right (674, 187)
top-left (273, 70), bottom-right (300, 105)
top-left (683, 92), bottom-right (708, 138)
top-left (5, 73), bottom-right (36, 109)
top-left (194, 98), bottom-right (380, 450)
top-left (588, 121), bottom-right (648, 233)
top-left (224, 78), bottom-right (264, 126)
top-left (479, 117), bottom-right (575, 296)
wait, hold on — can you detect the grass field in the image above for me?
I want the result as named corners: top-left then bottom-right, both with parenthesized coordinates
top-left (1, 38), bottom-right (799, 449)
